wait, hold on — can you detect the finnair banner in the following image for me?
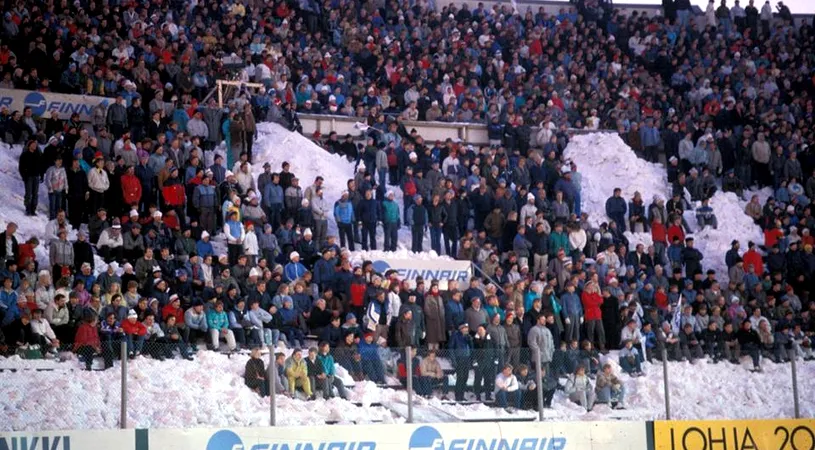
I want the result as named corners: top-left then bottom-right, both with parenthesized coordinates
top-left (0, 88), bottom-right (110, 121)
top-left (0, 429), bottom-right (136, 450)
top-left (370, 257), bottom-right (472, 289)
top-left (152, 422), bottom-right (648, 450)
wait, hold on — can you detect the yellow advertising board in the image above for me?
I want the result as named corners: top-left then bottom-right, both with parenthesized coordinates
top-left (654, 419), bottom-right (815, 450)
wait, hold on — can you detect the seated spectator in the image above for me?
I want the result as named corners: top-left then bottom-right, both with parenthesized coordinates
top-left (619, 339), bottom-right (644, 376)
top-left (680, 323), bottom-right (705, 363)
top-left (494, 364), bottom-right (521, 410)
top-left (206, 301), bottom-right (236, 352)
top-left (244, 347), bottom-right (268, 397)
top-left (595, 363), bottom-right (627, 410)
top-left (121, 309), bottom-right (146, 358)
top-left (29, 308), bottom-right (60, 356)
top-left (285, 349), bottom-right (313, 399)
top-left (318, 341), bottom-right (348, 400)
top-left (565, 365), bottom-right (596, 412)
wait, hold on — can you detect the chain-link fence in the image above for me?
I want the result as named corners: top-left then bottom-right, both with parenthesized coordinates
top-left (0, 335), bottom-right (806, 430)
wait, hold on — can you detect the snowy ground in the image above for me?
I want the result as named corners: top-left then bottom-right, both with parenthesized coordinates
top-left (1, 129), bottom-right (812, 430)
top-left (1, 347), bottom-right (812, 430)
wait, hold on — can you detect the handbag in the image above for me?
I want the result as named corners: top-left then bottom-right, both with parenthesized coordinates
top-left (16, 344), bottom-right (43, 360)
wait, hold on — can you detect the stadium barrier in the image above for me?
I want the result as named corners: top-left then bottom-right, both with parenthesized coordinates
top-left (4, 419), bottom-right (814, 450)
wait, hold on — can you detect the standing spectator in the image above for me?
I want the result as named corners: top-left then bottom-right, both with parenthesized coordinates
top-left (19, 140), bottom-right (42, 216)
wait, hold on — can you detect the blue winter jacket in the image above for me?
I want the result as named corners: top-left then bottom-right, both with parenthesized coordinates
top-left (560, 291), bottom-right (583, 317)
top-left (284, 261), bottom-right (307, 282)
top-left (334, 200), bottom-right (355, 224)
top-left (263, 183), bottom-right (284, 207)
top-left (196, 240), bottom-right (214, 258)
top-left (313, 258), bottom-right (336, 288)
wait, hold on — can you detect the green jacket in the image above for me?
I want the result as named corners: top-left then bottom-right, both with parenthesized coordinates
top-left (382, 199), bottom-right (400, 224)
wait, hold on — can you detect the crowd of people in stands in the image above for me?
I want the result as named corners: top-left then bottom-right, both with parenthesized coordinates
top-left (0, 0), bottom-right (814, 410)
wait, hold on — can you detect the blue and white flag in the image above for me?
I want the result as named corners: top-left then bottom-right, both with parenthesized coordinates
top-left (671, 294), bottom-right (683, 334)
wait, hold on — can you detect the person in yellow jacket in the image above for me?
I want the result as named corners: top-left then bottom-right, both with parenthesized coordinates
top-left (285, 349), bottom-right (313, 398)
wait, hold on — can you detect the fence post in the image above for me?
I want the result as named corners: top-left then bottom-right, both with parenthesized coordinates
top-left (534, 351), bottom-right (543, 421)
top-left (120, 340), bottom-right (128, 429)
top-left (662, 347), bottom-right (671, 420)
top-left (406, 347), bottom-right (414, 423)
top-left (268, 345), bottom-right (277, 426)
top-left (790, 348), bottom-right (800, 419)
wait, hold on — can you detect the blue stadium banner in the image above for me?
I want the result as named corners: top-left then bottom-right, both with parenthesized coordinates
top-left (0, 88), bottom-right (110, 121)
top-left (150, 422), bottom-right (648, 450)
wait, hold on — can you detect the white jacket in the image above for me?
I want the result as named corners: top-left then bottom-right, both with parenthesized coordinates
top-left (44, 166), bottom-right (68, 193)
top-left (45, 219), bottom-right (73, 241)
top-left (97, 228), bottom-right (123, 248)
top-left (495, 373), bottom-right (520, 393)
top-left (568, 229), bottom-right (587, 252)
top-left (30, 318), bottom-right (57, 342)
top-left (87, 167), bottom-right (110, 193)
top-left (243, 230), bottom-right (259, 256)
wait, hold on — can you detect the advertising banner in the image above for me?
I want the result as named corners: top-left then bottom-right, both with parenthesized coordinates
top-left (654, 419), bottom-right (815, 450)
top-left (368, 257), bottom-right (472, 289)
top-left (0, 88), bottom-right (110, 121)
top-left (149, 422), bottom-right (648, 450)
top-left (0, 429), bottom-right (136, 450)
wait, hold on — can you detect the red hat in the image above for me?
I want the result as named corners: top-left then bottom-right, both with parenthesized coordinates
top-left (61, 266), bottom-right (72, 277)
top-left (364, 332), bottom-right (374, 340)
top-left (94, 151), bottom-right (103, 160)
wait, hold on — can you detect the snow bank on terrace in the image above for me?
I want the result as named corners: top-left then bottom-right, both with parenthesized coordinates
top-left (350, 249), bottom-right (453, 264)
top-left (0, 143), bottom-right (52, 262)
top-left (563, 133), bottom-right (670, 227)
top-left (0, 350), bottom-right (395, 431)
top-left (565, 133), bottom-right (764, 275)
top-left (681, 191), bottom-right (764, 276)
top-left (252, 123), bottom-right (357, 235)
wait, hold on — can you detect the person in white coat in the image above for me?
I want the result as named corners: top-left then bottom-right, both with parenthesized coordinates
top-left (243, 222), bottom-right (259, 266)
top-left (705, 0), bottom-right (717, 27)
top-left (30, 308), bottom-right (60, 355)
top-left (494, 364), bottom-right (522, 409)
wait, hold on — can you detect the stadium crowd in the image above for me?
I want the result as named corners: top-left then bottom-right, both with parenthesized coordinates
top-left (0, 0), bottom-right (814, 409)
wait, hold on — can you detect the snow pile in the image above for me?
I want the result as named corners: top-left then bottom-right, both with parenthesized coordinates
top-left (350, 249), bottom-right (452, 264)
top-left (252, 123), bottom-right (357, 235)
top-left (682, 190), bottom-right (764, 276)
top-left (563, 133), bottom-right (670, 227)
top-left (0, 350), bottom-right (395, 431)
top-left (565, 133), bottom-right (764, 275)
top-left (0, 143), bottom-right (51, 261)
top-left (2, 350), bottom-right (812, 430)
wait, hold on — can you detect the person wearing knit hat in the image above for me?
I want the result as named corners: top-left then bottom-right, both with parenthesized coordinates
top-left (284, 251), bottom-right (306, 282)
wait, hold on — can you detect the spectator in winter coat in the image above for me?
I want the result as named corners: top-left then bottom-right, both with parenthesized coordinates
top-left (605, 188), bottom-right (627, 232)
top-left (207, 301), bottom-right (237, 351)
top-left (527, 314), bottom-right (554, 372)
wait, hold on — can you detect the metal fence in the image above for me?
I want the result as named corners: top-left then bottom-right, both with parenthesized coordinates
top-left (0, 341), bottom-right (805, 429)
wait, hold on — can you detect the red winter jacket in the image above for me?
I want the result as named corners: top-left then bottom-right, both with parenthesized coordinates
top-left (121, 319), bottom-right (147, 336)
top-left (651, 221), bottom-right (668, 244)
top-left (162, 304), bottom-right (185, 325)
top-left (162, 181), bottom-right (185, 207)
top-left (121, 174), bottom-right (143, 206)
top-left (581, 291), bottom-right (604, 321)
top-left (349, 281), bottom-right (367, 307)
top-left (74, 322), bottom-right (101, 351)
